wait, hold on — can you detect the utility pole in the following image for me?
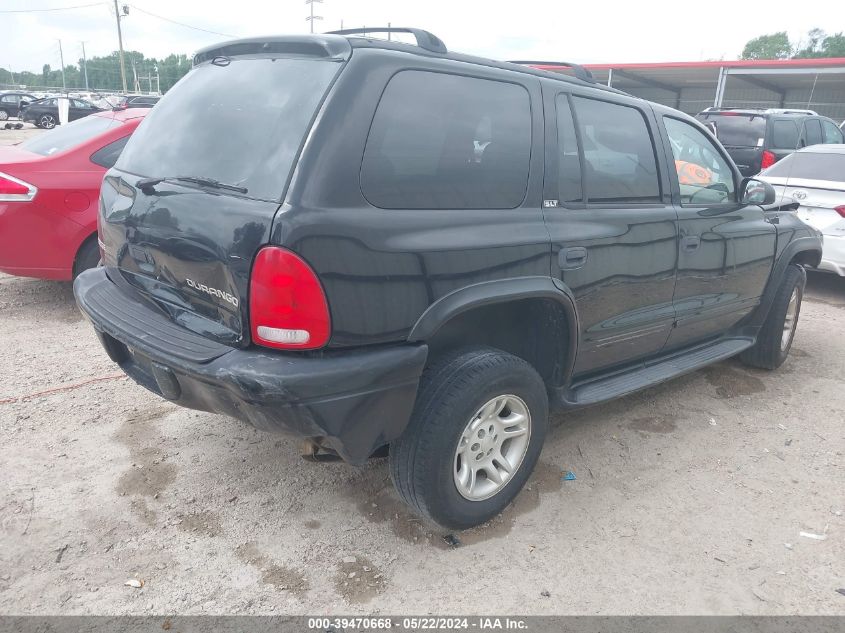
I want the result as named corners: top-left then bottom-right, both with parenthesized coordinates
top-left (57, 39), bottom-right (66, 91)
top-left (80, 41), bottom-right (89, 91)
top-left (305, 0), bottom-right (323, 33)
top-left (113, 0), bottom-right (128, 93)
top-left (131, 59), bottom-right (140, 93)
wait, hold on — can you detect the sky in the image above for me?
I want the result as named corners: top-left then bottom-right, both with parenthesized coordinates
top-left (2, 0), bottom-right (844, 76)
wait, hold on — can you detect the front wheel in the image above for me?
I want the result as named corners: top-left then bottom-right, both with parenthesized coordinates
top-left (390, 347), bottom-right (548, 530)
top-left (741, 264), bottom-right (805, 370)
top-left (0, 110), bottom-right (9, 121)
top-left (38, 114), bottom-right (56, 129)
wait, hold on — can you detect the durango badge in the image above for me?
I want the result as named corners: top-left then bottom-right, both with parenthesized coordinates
top-left (185, 278), bottom-right (239, 308)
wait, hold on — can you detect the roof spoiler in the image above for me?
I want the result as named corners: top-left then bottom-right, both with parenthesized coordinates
top-left (326, 27), bottom-right (447, 54)
top-left (508, 60), bottom-right (595, 84)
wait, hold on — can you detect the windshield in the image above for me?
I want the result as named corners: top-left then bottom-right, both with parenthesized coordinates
top-left (761, 151), bottom-right (845, 182)
top-left (21, 115), bottom-right (119, 156)
top-left (116, 56), bottom-right (341, 201)
top-left (697, 114), bottom-right (767, 148)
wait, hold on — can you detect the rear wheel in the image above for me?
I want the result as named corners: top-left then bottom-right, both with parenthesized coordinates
top-left (73, 237), bottom-right (100, 279)
top-left (741, 264), bottom-right (805, 370)
top-left (0, 110), bottom-right (9, 121)
top-left (38, 114), bottom-right (56, 129)
top-left (389, 347), bottom-right (548, 530)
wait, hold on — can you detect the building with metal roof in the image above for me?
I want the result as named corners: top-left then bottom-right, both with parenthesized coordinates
top-left (538, 58), bottom-right (845, 121)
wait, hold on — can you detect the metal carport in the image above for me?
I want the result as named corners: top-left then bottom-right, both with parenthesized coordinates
top-left (536, 58), bottom-right (845, 121)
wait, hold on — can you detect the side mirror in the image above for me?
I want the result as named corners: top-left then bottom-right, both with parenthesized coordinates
top-left (741, 178), bottom-right (776, 206)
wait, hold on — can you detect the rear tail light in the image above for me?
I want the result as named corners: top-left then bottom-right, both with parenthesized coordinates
top-left (835, 205), bottom-right (845, 219)
top-left (760, 150), bottom-right (777, 169)
top-left (249, 246), bottom-right (331, 350)
top-left (0, 171), bottom-right (37, 202)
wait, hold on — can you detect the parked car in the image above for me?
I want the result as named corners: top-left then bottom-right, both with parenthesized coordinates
top-left (114, 94), bottom-right (160, 110)
top-left (20, 96), bottom-right (106, 129)
top-left (696, 107), bottom-right (844, 177)
top-left (0, 92), bottom-right (38, 120)
top-left (74, 30), bottom-right (822, 529)
top-left (0, 108), bottom-right (148, 280)
top-left (758, 144), bottom-right (845, 276)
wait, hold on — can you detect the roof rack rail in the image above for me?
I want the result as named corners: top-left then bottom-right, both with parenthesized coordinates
top-left (326, 27), bottom-right (447, 54)
top-left (764, 108), bottom-right (818, 115)
top-left (702, 106), bottom-right (819, 116)
top-left (702, 106), bottom-right (766, 112)
top-left (508, 60), bottom-right (595, 84)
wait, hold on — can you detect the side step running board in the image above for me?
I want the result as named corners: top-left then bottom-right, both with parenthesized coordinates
top-left (556, 338), bottom-right (754, 408)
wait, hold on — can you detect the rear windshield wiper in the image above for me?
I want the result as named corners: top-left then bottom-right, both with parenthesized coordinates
top-left (136, 175), bottom-right (248, 195)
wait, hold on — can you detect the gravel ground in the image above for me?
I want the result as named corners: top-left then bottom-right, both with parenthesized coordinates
top-left (0, 127), bottom-right (843, 616)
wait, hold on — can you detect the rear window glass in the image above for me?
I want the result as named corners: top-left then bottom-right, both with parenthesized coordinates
top-left (762, 151), bottom-right (845, 181)
top-left (116, 57), bottom-right (340, 202)
top-left (361, 71), bottom-right (531, 210)
top-left (572, 96), bottom-right (660, 204)
top-left (21, 114), bottom-right (119, 156)
top-left (698, 114), bottom-right (766, 148)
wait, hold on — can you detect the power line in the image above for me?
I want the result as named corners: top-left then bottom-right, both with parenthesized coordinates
top-left (128, 5), bottom-right (236, 38)
top-left (0, 2), bottom-right (104, 13)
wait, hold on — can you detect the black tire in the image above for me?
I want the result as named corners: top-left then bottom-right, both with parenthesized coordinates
top-left (389, 347), bottom-right (549, 530)
top-left (740, 264), bottom-right (805, 370)
top-left (0, 109), bottom-right (9, 122)
top-left (73, 237), bottom-right (100, 279)
top-left (38, 114), bottom-right (56, 129)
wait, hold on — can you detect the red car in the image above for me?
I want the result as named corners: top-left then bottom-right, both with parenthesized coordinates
top-left (0, 108), bottom-right (147, 280)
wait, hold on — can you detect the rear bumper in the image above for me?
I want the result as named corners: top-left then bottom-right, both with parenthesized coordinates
top-left (74, 268), bottom-right (427, 464)
top-left (818, 233), bottom-right (845, 276)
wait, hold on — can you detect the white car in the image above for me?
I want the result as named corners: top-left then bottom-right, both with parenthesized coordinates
top-left (759, 144), bottom-right (845, 276)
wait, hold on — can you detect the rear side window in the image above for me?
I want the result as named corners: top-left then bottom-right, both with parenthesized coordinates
top-left (804, 119), bottom-right (823, 145)
top-left (762, 151), bottom-right (845, 181)
top-left (572, 96), bottom-right (660, 204)
top-left (822, 120), bottom-right (844, 144)
top-left (21, 115), bottom-right (119, 156)
top-left (772, 120), bottom-right (799, 149)
top-left (361, 71), bottom-right (531, 210)
top-left (90, 135), bottom-right (130, 168)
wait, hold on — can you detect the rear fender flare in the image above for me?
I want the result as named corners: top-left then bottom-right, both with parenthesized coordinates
top-left (407, 276), bottom-right (580, 384)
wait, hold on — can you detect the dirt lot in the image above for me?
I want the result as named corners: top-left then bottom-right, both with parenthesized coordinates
top-left (0, 128), bottom-right (843, 616)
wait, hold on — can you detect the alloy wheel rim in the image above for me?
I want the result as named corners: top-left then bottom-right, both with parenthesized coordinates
top-left (0, 111), bottom-right (8, 121)
top-left (781, 288), bottom-right (798, 351)
top-left (41, 115), bottom-right (55, 128)
top-left (453, 394), bottom-right (531, 501)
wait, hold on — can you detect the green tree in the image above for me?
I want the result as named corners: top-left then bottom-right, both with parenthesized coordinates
top-left (820, 33), bottom-right (845, 57)
top-left (741, 32), bottom-right (793, 60)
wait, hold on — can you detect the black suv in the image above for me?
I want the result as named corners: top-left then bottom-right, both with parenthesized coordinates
top-left (74, 29), bottom-right (822, 529)
top-left (696, 107), bottom-right (844, 176)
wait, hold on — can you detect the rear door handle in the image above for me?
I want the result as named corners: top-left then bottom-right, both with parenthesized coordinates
top-left (559, 246), bottom-right (588, 269)
top-left (681, 235), bottom-right (701, 252)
